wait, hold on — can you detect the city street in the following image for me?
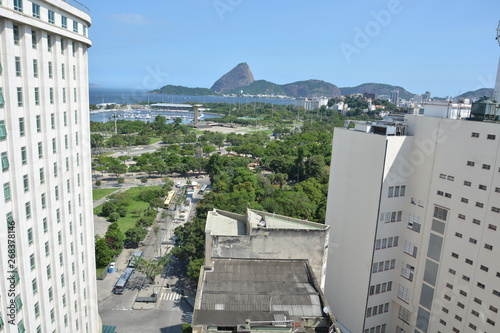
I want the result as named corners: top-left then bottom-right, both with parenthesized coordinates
top-left (96, 173), bottom-right (209, 332)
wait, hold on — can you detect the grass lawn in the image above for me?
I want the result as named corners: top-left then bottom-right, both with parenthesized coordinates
top-left (149, 137), bottom-right (162, 144)
top-left (94, 186), bottom-right (161, 233)
top-left (92, 188), bottom-right (118, 201)
top-left (96, 266), bottom-right (107, 279)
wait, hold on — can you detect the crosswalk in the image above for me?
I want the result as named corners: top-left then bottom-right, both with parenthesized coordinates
top-left (183, 312), bottom-right (193, 324)
top-left (160, 291), bottom-right (182, 301)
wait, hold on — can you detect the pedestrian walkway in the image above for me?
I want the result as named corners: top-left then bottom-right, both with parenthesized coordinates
top-left (159, 291), bottom-right (182, 301)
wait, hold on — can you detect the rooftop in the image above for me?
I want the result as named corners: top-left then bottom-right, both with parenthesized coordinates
top-left (193, 258), bottom-right (336, 332)
top-left (205, 209), bottom-right (328, 237)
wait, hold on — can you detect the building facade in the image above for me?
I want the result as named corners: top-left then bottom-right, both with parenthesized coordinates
top-left (0, 1), bottom-right (99, 332)
top-left (324, 115), bottom-right (500, 333)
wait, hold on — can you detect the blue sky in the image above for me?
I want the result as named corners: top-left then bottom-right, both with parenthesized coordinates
top-left (87, 0), bottom-right (500, 97)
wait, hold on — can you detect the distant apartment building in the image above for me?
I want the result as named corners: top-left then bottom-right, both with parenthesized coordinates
top-left (390, 90), bottom-right (399, 105)
top-left (0, 1), bottom-right (99, 332)
top-left (324, 109), bottom-right (500, 333)
top-left (295, 97), bottom-right (328, 111)
top-left (421, 91), bottom-right (431, 102)
top-left (193, 208), bottom-right (338, 333)
top-left (422, 100), bottom-right (471, 119)
top-left (363, 92), bottom-right (377, 100)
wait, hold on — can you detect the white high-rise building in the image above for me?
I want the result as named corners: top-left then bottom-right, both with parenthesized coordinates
top-left (0, 1), bottom-right (99, 332)
top-left (324, 114), bottom-right (500, 333)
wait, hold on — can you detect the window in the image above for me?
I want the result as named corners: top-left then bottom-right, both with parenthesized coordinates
top-left (39, 168), bottom-right (44, 184)
top-left (32, 3), bottom-right (40, 18)
top-left (489, 224), bottom-right (497, 231)
top-left (479, 184), bottom-right (487, 190)
top-left (444, 192), bottom-right (452, 198)
top-left (61, 16), bottom-right (67, 28)
top-left (404, 241), bottom-right (417, 257)
top-left (451, 252), bottom-right (459, 259)
top-left (13, 25), bottom-right (19, 44)
top-left (401, 263), bottom-right (414, 281)
top-left (48, 61), bottom-right (53, 78)
top-left (46, 264), bottom-right (51, 279)
top-left (62, 87), bottom-right (66, 103)
top-left (31, 30), bottom-right (37, 48)
top-left (55, 185), bottom-right (59, 200)
top-left (483, 164), bottom-right (491, 170)
top-left (476, 202), bottom-right (484, 208)
top-left (3, 182), bottom-right (11, 202)
top-left (444, 294), bottom-right (451, 301)
top-left (408, 213), bottom-right (422, 232)
top-left (21, 146), bottom-right (27, 165)
top-left (52, 138), bottom-right (56, 153)
top-left (15, 56), bottom-right (21, 76)
top-left (464, 180), bottom-right (471, 186)
top-left (83, 25), bottom-right (87, 36)
top-left (472, 309), bottom-right (480, 316)
top-left (477, 282), bottom-right (486, 289)
top-left (0, 120), bottom-right (5, 140)
top-left (469, 238), bottom-right (477, 244)
top-left (487, 318), bottom-right (495, 326)
top-left (61, 63), bottom-right (65, 79)
top-left (38, 142), bottom-right (43, 158)
top-left (487, 134), bottom-right (496, 140)
top-left (49, 87), bottom-right (54, 104)
top-left (471, 132), bottom-right (479, 138)
top-left (58, 231), bottom-right (61, 244)
top-left (30, 253), bottom-right (35, 270)
top-left (458, 214), bottom-right (465, 220)
top-left (14, 295), bottom-right (22, 312)
top-left (20, 174), bottom-right (28, 191)
top-left (462, 275), bottom-right (470, 282)
top-left (0, 88), bottom-right (4, 108)
top-left (53, 162), bottom-right (58, 177)
top-left (398, 306), bottom-right (411, 324)
top-left (17, 87), bottom-right (23, 106)
top-left (33, 59), bottom-right (39, 78)
top-left (25, 202), bottom-right (31, 219)
top-left (467, 161), bottom-right (475, 167)
top-left (496, 187), bottom-right (500, 193)
top-left (447, 175), bottom-right (454, 181)
top-left (494, 290), bottom-right (500, 297)
top-left (48, 10), bottom-right (55, 24)
top-left (1, 152), bottom-right (10, 171)
top-left (14, 0), bottom-right (22, 12)
top-left (473, 218), bottom-right (481, 225)
top-left (490, 305), bottom-right (498, 313)
top-left (73, 21), bottom-right (78, 33)
top-left (43, 218), bottom-right (47, 233)
top-left (485, 243), bottom-right (493, 250)
top-left (34, 87), bottom-right (40, 105)
top-left (18, 117), bottom-right (25, 136)
top-left (455, 232), bottom-right (462, 238)
top-left (439, 173), bottom-right (446, 179)
top-left (492, 206), bottom-right (500, 213)
top-left (465, 258), bottom-right (473, 265)
top-left (61, 38), bottom-right (65, 54)
top-left (47, 34), bottom-right (52, 51)
top-left (434, 206), bottom-right (448, 221)
top-left (50, 308), bottom-right (54, 322)
top-left (27, 227), bottom-right (33, 244)
top-left (398, 284), bottom-right (411, 303)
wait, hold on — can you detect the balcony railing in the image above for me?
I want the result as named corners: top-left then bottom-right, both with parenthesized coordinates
top-left (63, 0), bottom-right (90, 15)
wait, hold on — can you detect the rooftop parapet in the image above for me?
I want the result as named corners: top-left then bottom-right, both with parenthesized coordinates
top-left (344, 119), bottom-right (407, 136)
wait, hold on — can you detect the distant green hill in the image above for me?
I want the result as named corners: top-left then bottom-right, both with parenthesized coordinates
top-left (340, 83), bottom-right (415, 99)
top-left (457, 88), bottom-right (494, 99)
top-left (283, 79), bottom-right (341, 98)
top-left (149, 85), bottom-right (220, 96)
top-left (225, 80), bottom-right (286, 96)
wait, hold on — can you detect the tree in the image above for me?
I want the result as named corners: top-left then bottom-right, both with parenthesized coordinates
top-left (186, 258), bottom-right (204, 282)
top-left (117, 177), bottom-right (125, 185)
top-left (141, 177), bottom-right (148, 184)
top-left (95, 235), bottom-right (113, 268)
top-left (125, 226), bottom-right (147, 245)
top-left (134, 256), bottom-right (170, 282)
top-left (105, 222), bottom-right (125, 252)
top-left (108, 163), bottom-right (128, 180)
